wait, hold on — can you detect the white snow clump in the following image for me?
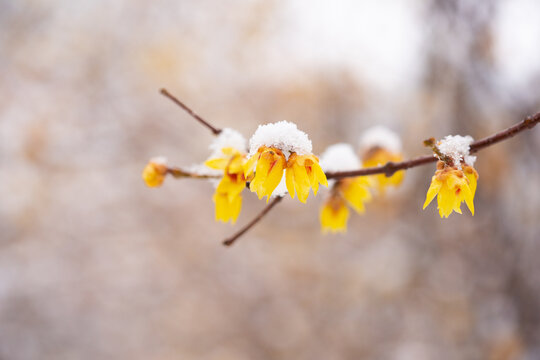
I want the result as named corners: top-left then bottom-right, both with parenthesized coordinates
top-left (249, 121), bottom-right (312, 158)
top-left (437, 135), bottom-right (475, 169)
top-left (320, 143), bottom-right (361, 173)
top-left (359, 125), bottom-right (402, 154)
top-left (209, 128), bottom-right (247, 158)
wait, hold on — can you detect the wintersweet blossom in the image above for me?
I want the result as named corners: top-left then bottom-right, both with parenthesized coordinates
top-left (142, 157), bottom-right (168, 187)
top-left (423, 135), bottom-right (479, 218)
top-left (319, 144), bottom-right (372, 233)
top-left (359, 126), bottom-right (404, 193)
top-left (204, 129), bottom-right (248, 224)
top-left (244, 121), bottom-right (327, 202)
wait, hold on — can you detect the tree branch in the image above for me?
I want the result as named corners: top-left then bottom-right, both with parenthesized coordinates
top-left (223, 196), bottom-right (284, 247)
top-left (326, 111), bottom-right (540, 180)
top-left (160, 88), bottom-right (222, 136)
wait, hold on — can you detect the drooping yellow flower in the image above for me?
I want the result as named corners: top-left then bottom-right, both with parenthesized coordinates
top-left (142, 158), bottom-right (168, 187)
top-left (245, 121), bottom-right (327, 202)
top-left (320, 196), bottom-right (349, 233)
top-left (362, 147), bottom-right (404, 193)
top-left (286, 153), bottom-right (328, 203)
top-left (205, 147), bottom-right (247, 224)
top-left (244, 146), bottom-right (327, 202)
top-left (320, 176), bottom-right (372, 233)
top-left (423, 161), bottom-right (479, 218)
top-left (244, 146), bottom-right (287, 201)
top-left (359, 126), bottom-right (404, 194)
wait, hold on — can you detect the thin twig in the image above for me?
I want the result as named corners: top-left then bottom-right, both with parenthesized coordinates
top-left (167, 167), bottom-right (221, 179)
top-left (223, 196), bottom-right (284, 247)
top-left (160, 88), bottom-right (222, 136)
top-left (326, 112), bottom-right (540, 180)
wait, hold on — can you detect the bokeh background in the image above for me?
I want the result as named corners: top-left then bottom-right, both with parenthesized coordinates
top-left (1, 0), bottom-right (540, 359)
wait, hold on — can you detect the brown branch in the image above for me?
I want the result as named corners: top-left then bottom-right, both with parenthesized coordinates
top-left (223, 196), bottom-right (284, 247)
top-left (166, 167), bottom-right (221, 179)
top-left (326, 111), bottom-right (540, 180)
top-left (469, 112), bottom-right (540, 153)
top-left (160, 88), bottom-right (222, 136)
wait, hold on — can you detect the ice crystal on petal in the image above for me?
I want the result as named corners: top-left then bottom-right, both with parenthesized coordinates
top-left (249, 121), bottom-right (312, 159)
top-left (359, 126), bottom-right (402, 154)
top-left (437, 135), bottom-right (474, 169)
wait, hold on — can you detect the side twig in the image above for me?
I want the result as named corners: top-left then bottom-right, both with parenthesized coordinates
top-left (160, 88), bottom-right (222, 136)
top-left (326, 112), bottom-right (540, 180)
top-left (223, 196), bottom-right (284, 247)
top-left (167, 167), bottom-right (221, 179)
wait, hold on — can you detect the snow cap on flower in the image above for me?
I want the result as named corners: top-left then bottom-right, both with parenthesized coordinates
top-left (249, 121), bottom-right (312, 158)
top-left (320, 143), bottom-right (361, 173)
top-left (209, 128), bottom-right (247, 157)
top-left (359, 125), bottom-right (402, 154)
top-left (437, 135), bottom-right (475, 169)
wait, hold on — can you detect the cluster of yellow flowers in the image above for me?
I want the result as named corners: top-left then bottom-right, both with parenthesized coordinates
top-left (318, 129), bottom-right (406, 234)
top-left (142, 122), bottom-right (480, 234)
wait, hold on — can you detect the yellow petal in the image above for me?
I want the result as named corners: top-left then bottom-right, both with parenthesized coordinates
top-left (286, 167), bottom-right (295, 199)
top-left (462, 182), bottom-right (474, 216)
top-left (243, 153), bottom-right (258, 178)
top-left (464, 166), bottom-right (478, 198)
top-left (213, 192), bottom-right (229, 223)
top-left (213, 191), bottom-right (243, 224)
top-left (341, 178), bottom-right (371, 214)
top-left (320, 198), bottom-right (349, 233)
top-left (292, 163), bottom-right (311, 203)
top-left (306, 166), bottom-right (319, 196)
top-left (226, 154), bottom-right (244, 174)
top-left (261, 156), bottom-right (286, 201)
top-left (312, 161), bottom-right (328, 188)
top-left (229, 194), bottom-right (242, 224)
top-left (437, 181), bottom-right (455, 218)
top-left (423, 176), bottom-right (442, 210)
top-left (204, 158), bottom-right (229, 170)
top-left (221, 147), bottom-right (236, 156)
top-left (250, 152), bottom-right (273, 199)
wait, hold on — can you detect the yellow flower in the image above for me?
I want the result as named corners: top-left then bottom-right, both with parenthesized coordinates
top-left (423, 161), bottom-right (479, 218)
top-left (244, 146), bottom-right (286, 201)
top-left (362, 147), bottom-right (404, 193)
top-left (205, 147), bottom-right (247, 224)
top-left (320, 176), bottom-right (372, 233)
top-left (245, 147), bottom-right (328, 202)
top-left (320, 196), bottom-right (349, 233)
top-left (286, 153), bottom-right (328, 203)
top-left (142, 159), bottom-right (168, 187)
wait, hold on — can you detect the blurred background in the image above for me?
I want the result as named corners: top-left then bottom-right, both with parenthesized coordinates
top-left (1, 0), bottom-right (540, 359)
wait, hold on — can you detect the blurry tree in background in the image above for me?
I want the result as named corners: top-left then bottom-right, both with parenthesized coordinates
top-left (0, 0), bottom-right (539, 359)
